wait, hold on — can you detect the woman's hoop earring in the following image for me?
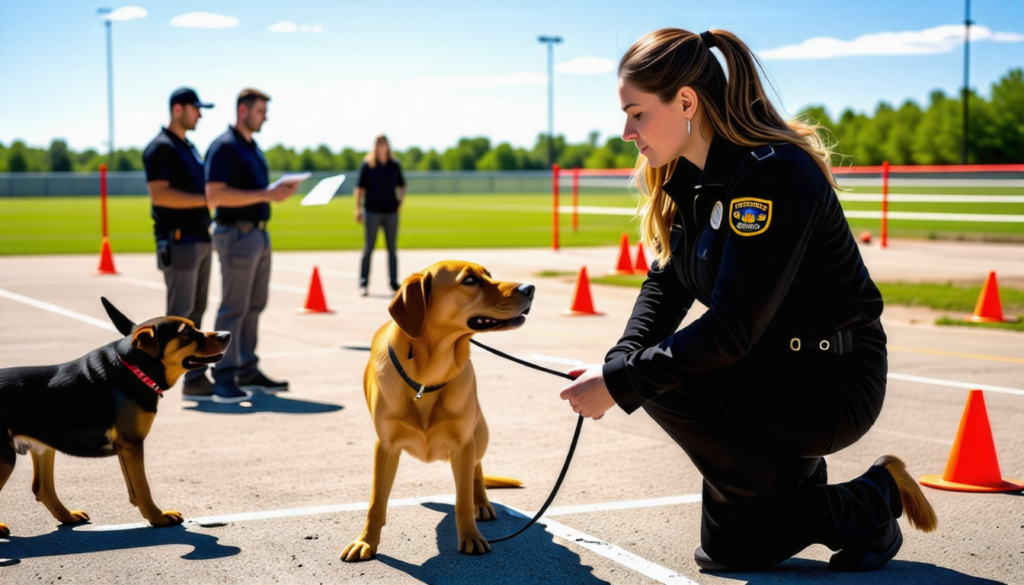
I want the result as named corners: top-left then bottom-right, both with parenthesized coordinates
top-left (687, 119), bottom-right (691, 135)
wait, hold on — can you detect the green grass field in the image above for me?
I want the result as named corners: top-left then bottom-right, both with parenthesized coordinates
top-left (840, 185), bottom-right (1024, 240)
top-left (0, 193), bottom-right (639, 255)
top-left (0, 186), bottom-right (1020, 255)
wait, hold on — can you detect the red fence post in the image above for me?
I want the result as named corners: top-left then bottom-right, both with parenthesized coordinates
top-left (572, 167), bottom-right (579, 232)
top-left (552, 164), bottom-right (561, 251)
top-left (881, 161), bottom-right (889, 249)
top-left (99, 163), bottom-right (109, 239)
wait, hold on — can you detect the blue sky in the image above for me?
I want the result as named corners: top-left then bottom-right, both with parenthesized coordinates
top-left (1, 0), bottom-right (1021, 154)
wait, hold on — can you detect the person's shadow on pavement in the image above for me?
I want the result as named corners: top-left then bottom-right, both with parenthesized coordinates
top-left (183, 392), bottom-right (343, 415)
top-left (378, 501), bottom-right (611, 585)
top-left (0, 523), bottom-right (240, 564)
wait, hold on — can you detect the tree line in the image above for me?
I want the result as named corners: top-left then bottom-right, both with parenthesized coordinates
top-left (2, 68), bottom-right (1020, 173)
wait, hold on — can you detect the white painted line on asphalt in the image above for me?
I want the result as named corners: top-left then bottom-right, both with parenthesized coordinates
top-left (889, 372), bottom-right (1024, 397)
top-left (525, 353), bottom-right (587, 367)
top-left (502, 504), bottom-right (700, 585)
top-left (79, 494), bottom-right (453, 532)
top-left (0, 287), bottom-right (117, 332)
top-left (544, 493), bottom-right (702, 517)
top-left (80, 493), bottom-right (699, 585)
top-left (274, 265), bottom-right (360, 279)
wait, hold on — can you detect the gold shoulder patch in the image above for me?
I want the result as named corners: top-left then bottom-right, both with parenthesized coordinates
top-left (729, 197), bottom-right (772, 236)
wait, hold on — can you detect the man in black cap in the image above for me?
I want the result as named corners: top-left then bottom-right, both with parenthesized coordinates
top-left (205, 88), bottom-right (299, 402)
top-left (142, 87), bottom-right (220, 401)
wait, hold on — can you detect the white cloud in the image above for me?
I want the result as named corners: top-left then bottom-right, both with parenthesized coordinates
top-left (555, 56), bottom-right (616, 75)
top-left (106, 6), bottom-right (147, 21)
top-left (269, 21), bottom-right (323, 33)
top-left (170, 12), bottom-right (239, 29)
top-left (761, 24), bottom-right (1024, 60)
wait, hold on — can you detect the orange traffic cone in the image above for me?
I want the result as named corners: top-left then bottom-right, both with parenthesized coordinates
top-left (608, 233), bottom-right (633, 275)
top-left (968, 271), bottom-right (1017, 323)
top-left (920, 389), bottom-right (1024, 492)
top-left (95, 237), bottom-right (118, 275)
top-left (297, 266), bottom-right (334, 314)
top-left (563, 266), bottom-right (602, 316)
top-left (634, 243), bottom-right (650, 275)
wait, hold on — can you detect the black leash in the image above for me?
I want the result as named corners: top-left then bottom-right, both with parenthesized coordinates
top-left (468, 338), bottom-right (583, 543)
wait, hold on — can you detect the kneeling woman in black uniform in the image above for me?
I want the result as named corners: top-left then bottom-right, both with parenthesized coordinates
top-left (559, 28), bottom-right (937, 572)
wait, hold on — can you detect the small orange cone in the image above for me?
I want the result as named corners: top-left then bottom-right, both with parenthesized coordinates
top-left (563, 266), bottom-right (602, 316)
top-left (608, 233), bottom-right (633, 275)
top-left (634, 243), bottom-right (650, 275)
top-left (297, 266), bottom-right (334, 314)
top-left (968, 271), bottom-right (1017, 323)
top-left (95, 237), bottom-right (118, 275)
top-left (920, 389), bottom-right (1024, 492)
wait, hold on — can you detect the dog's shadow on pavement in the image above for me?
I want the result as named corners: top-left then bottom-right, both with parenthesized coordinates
top-left (0, 523), bottom-right (240, 564)
top-left (378, 501), bottom-right (611, 585)
top-left (183, 393), bottom-right (343, 415)
top-left (719, 557), bottom-right (1006, 585)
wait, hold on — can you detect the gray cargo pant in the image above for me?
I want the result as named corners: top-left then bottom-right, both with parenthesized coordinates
top-left (158, 239), bottom-right (212, 385)
top-left (211, 222), bottom-right (271, 383)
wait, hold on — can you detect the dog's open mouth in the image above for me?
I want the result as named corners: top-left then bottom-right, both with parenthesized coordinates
top-left (183, 354), bottom-right (225, 368)
top-left (468, 307), bottom-right (530, 331)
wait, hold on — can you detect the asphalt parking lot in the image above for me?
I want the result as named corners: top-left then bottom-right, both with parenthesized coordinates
top-left (1, 240), bottom-right (1022, 584)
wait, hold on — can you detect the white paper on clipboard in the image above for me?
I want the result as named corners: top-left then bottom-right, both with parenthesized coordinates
top-left (268, 172), bottom-right (312, 190)
top-left (300, 174), bottom-right (346, 206)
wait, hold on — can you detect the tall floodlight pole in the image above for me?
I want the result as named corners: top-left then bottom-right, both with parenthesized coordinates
top-left (962, 0), bottom-right (972, 164)
top-left (98, 8), bottom-right (115, 166)
top-left (537, 36), bottom-right (562, 167)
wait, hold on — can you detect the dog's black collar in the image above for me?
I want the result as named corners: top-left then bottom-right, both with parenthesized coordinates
top-left (117, 353), bottom-right (165, 396)
top-left (388, 344), bottom-right (445, 400)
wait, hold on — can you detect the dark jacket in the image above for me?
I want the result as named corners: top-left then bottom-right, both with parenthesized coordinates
top-left (357, 159), bottom-right (406, 213)
top-left (603, 135), bottom-right (884, 414)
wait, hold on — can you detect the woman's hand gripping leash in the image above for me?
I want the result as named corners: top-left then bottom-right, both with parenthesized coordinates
top-left (560, 364), bottom-right (617, 420)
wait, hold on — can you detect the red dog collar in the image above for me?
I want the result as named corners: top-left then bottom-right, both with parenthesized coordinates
top-left (118, 354), bottom-right (164, 396)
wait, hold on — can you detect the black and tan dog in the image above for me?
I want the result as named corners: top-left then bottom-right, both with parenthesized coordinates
top-left (0, 298), bottom-right (230, 536)
top-left (342, 261), bottom-right (533, 562)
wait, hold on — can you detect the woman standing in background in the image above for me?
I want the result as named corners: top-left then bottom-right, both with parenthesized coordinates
top-left (354, 134), bottom-right (406, 296)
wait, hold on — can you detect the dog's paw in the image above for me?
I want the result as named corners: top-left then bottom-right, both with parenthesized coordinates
top-left (149, 510), bottom-right (184, 527)
top-left (475, 503), bottom-right (498, 522)
top-left (0, 521), bottom-right (9, 537)
top-left (341, 540), bottom-right (377, 562)
top-left (458, 534), bottom-right (491, 555)
top-left (59, 510), bottom-right (90, 525)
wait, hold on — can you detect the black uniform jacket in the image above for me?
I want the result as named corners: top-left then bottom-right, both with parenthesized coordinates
top-left (603, 135), bottom-right (884, 414)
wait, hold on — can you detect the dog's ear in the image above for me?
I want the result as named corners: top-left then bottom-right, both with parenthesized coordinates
top-left (102, 297), bottom-right (136, 336)
top-left (389, 272), bottom-right (432, 338)
top-left (131, 326), bottom-right (160, 358)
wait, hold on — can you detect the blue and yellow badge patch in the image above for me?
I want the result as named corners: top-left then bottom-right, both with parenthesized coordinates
top-left (729, 197), bottom-right (772, 236)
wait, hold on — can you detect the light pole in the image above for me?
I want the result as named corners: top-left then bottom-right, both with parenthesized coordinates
top-left (962, 0), bottom-right (972, 165)
top-left (97, 8), bottom-right (115, 167)
top-left (537, 35), bottom-right (562, 167)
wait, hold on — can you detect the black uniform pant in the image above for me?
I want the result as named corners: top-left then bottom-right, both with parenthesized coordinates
top-left (642, 328), bottom-right (897, 570)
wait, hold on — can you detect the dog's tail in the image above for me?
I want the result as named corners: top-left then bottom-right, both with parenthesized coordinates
top-left (878, 455), bottom-right (938, 533)
top-left (484, 475), bottom-right (523, 489)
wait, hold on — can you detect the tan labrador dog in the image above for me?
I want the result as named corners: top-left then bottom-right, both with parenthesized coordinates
top-left (342, 261), bottom-right (534, 561)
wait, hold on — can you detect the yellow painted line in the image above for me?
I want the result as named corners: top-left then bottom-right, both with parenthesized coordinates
top-left (889, 345), bottom-right (1024, 365)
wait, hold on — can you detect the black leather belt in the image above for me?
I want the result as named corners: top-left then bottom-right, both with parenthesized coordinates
top-left (788, 330), bottom-right (855, 354)
top-left (786, 320), bottom-right (882, 355)
top-left (219, 220), bottom-right (267, 231)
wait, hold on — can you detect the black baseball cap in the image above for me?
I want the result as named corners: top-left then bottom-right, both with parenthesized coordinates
top-left (169, 87), bottom-right (214, 109)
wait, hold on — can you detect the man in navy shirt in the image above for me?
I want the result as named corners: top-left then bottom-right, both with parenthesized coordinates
top-left (205, 88), bottom-right (299, 402)
top-left (142, 87), bottom-right (216, 400)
